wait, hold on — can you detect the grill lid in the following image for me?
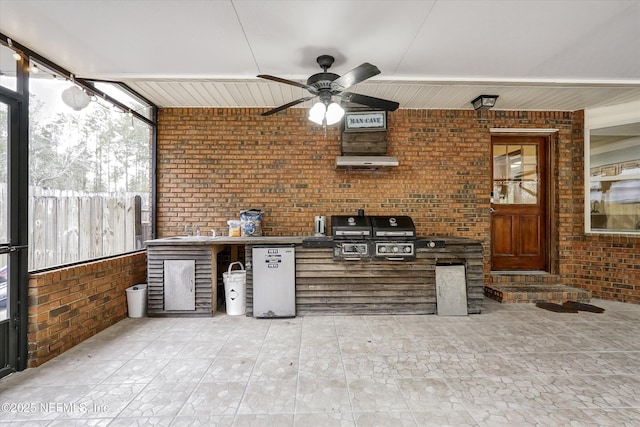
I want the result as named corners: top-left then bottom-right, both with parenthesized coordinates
top-left (331, 215), bottom-right (372, 238)
top-left (369, 216), bottom-right (416, 238)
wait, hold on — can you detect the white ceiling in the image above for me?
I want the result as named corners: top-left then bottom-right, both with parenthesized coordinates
top-left (1, 0), bottom-right (640, 112)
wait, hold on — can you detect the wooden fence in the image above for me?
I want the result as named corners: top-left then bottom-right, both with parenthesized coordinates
top-left (24, 188), bottom-right (150, 271)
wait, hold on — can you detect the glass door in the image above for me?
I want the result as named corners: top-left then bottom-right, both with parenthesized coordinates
top-left (0, 99), bottom-right (11, 374)
top-left (0, 101), bottom-right (7, 320)
top-left (0, 95), bottom-right (22, 377)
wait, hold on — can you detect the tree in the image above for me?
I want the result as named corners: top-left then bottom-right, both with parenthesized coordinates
top-left (26, 94), bottom-right (150, 193)
top-left (29, 100), bottom-right (91, 189)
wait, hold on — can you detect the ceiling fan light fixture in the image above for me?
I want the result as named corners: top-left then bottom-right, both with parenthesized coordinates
top-left (471, 94), bottom-right (499, 111)
top-left (308, 102), bottom-right (326, 125)
top-left (308, 101), bottom-right (345, 126)
top-left (325, 102), bottom-right (345, 125)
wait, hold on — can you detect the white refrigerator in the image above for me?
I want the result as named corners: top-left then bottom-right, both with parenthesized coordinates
top-left (252, 245), bottom-right (296, 317)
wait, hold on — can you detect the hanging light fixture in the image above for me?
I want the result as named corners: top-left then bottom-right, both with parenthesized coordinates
top-left (62, 85), bottom-right (91, 111)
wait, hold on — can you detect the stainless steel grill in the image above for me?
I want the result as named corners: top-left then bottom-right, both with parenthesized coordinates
top-left (331, 215), bottom-right (417, 261)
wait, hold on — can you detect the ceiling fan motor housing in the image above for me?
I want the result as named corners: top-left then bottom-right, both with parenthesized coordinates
top-left (307, 72), bottom-right (340, 94)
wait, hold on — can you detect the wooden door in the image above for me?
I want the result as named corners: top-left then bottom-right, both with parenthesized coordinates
top-left (491, 136), bottom-right (547, 271)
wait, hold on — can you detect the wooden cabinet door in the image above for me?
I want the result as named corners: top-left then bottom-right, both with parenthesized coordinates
top-left (491, 137), bottom-right (547, 271)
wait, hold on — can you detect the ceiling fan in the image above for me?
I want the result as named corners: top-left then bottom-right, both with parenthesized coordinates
top-left (257, 55), bottom-right (400, 118)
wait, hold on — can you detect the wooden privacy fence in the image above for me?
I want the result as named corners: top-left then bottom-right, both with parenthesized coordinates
top-left (27, 188), bottom-right (149, 271)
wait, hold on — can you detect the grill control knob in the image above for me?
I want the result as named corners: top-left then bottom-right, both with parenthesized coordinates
top-left (379, 246), bottom-right (387, 253)
top-left (392, 246), bottom-right (399, 253)
top-left (404, 246), bottom-right (412, 253)
top-left (428, 241), bottom-right (436, 248)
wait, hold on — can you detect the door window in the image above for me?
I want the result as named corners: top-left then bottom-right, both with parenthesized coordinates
top-left (493, 144), bottom-right (539, 205)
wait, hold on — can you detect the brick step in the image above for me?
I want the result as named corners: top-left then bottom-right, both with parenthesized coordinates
top-left (489, 271), bottom-right (562, 284)
top-left (484, 282), bottom-right (591, 304)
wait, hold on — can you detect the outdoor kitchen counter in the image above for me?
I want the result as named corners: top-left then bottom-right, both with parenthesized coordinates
top-left (288, 235), bottom-right (484, 316)
top-left (147, 235), bottom-right (306, 245)
top-left (146, 235), bottom-right (484, 316)
top-left (146, 236), bottom-right (305, 316)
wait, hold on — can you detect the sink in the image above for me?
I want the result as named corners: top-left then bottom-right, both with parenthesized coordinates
top-left (164, 235), bottom-right (212, 241)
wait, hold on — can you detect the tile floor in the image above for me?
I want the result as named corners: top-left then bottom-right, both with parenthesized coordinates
top-left (2, 298), bottom-right (640, 426)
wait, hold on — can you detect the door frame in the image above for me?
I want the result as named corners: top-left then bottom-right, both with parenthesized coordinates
top-left (0, 64), bottom-right (30, 377)
top-left (489, 129), bottom-right (558, 274)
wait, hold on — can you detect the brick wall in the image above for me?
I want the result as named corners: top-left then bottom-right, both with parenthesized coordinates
top-left (571, 236), bottom-right (640, 303)
top-left (157, 107), bottom-right (639, 303)
top-left (27, 252), bottom-right (147, 367)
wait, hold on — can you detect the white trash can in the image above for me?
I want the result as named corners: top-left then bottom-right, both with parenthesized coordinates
top-left (223, 262), bottom-right (246, 315)
top-left (126, 284), bottom-right (147, 318)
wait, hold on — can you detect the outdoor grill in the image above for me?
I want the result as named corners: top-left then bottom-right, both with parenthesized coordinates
top-left (331, 215), bottom-right (372, 260)
top-left (331, 214), bottom-right (417, 261)
top-left (370, 215), bottom-right (416, 260)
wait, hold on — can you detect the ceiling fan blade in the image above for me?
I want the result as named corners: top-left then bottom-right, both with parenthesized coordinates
top-left (331, 63), bottom-right (381, 91)
top-left (261, 96), bottom-right (317, 116)
top-left (257, 74), bottom-right (315, 91)
top-left (341, 92), bottom-right (399, 111)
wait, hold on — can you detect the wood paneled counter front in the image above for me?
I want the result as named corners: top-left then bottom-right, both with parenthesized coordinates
top-left (146, 235), bottom-right (483, 316)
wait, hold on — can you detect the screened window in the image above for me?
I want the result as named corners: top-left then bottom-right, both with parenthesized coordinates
top-left (0, 43), bottom-right (18, 92)
top-left (587, 122), bottom-right (640, 233)
top-left (27, 61), bottom-right (153, 270)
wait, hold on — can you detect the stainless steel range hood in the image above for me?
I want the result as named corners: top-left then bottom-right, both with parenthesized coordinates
top-left (335, 156), bottom-right (399, 169)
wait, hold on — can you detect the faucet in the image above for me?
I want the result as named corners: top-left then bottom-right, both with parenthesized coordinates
top-left (184, 224), bottom-right (200, 236)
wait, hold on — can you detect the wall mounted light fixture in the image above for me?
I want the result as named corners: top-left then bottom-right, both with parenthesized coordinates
top-left (7, 38), bottom-right (22, 60)
top-left (471, 94), bottom-right (499, 111)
